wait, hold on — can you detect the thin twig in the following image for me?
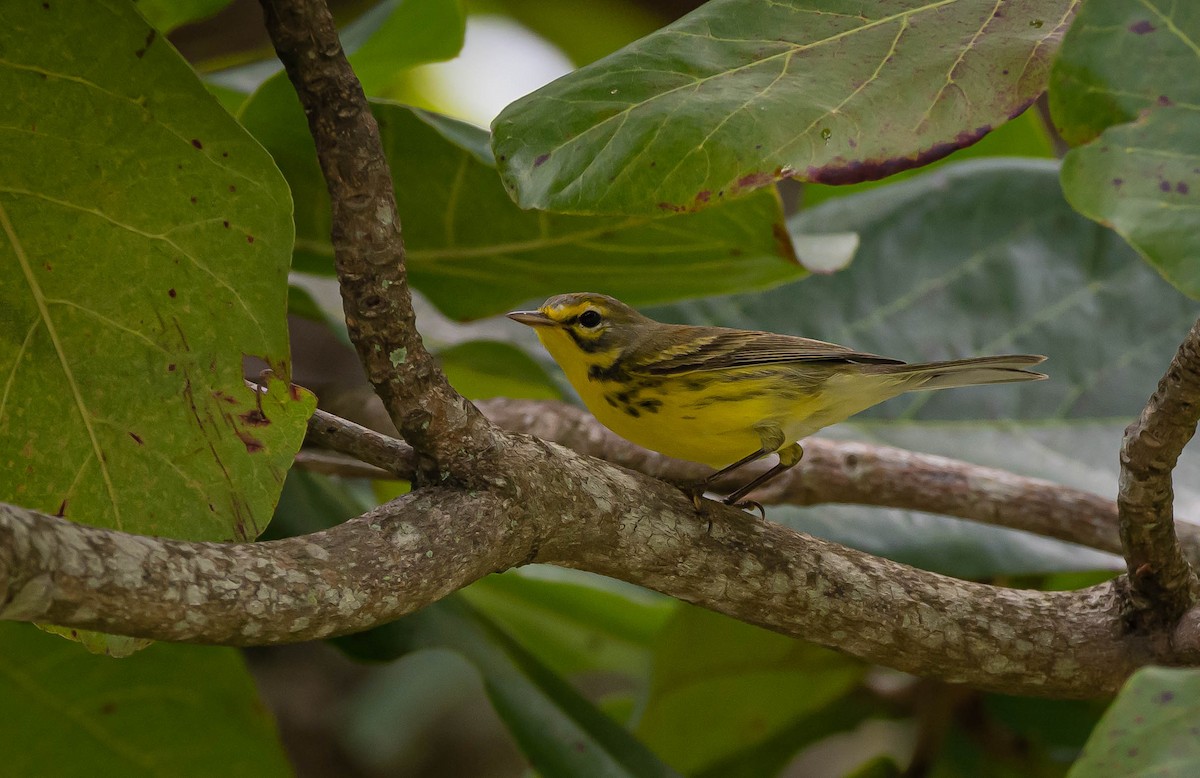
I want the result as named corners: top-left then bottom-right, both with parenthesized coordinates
top-left (1119, 317), bottom-right (1200, 622)
top-left (293, 450), bottom-right (395, 480)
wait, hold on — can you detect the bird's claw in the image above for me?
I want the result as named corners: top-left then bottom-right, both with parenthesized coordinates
top-left (724, 498), bottom-right (765, 519)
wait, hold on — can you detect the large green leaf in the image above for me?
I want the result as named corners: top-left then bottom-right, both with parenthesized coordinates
top-left (647, 159), bottom-right (1198, 577)
top-left (491, 0), bottom-right (1078, 216)
top-left (338, 598), bottom-right (682, 778)
top-left (0, 2), bottom-right (311, 535)
top-left (0, 1), bottom-right (313, 652)
top-left (1069, 667), bottom-right (1200, 777)
top-left (1050, 0), bottom-right (1200, 146)
top-left (0, 622), bottom-right (290, 777)
top-left (1061, 108), bottom-right (1200, 299)
top-left (239, 75), bottom-right (845, 320)
top-left (635, 606), bottom-right (863, 774)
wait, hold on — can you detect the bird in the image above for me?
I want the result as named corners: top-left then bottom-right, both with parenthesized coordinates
top-left (508, 292), bottom-right (1046, 507)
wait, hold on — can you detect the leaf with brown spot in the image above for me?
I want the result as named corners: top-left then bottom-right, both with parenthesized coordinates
top-left (0, 0), bottom-right (314, 654)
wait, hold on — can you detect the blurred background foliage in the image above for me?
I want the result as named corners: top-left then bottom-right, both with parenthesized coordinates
top-left (3, 0), bottom-right (1199, 775)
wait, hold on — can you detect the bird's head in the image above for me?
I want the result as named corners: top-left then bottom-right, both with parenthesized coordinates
top-left (507, 293), bottom-right (650, 373)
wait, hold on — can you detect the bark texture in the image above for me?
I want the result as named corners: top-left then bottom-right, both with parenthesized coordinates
top-left (256, 0), bottom-right (498, 482)
top-left (304, 401), bottom-right (1200, 564)
top-left (1119, 317), bottom-right (1200, 624)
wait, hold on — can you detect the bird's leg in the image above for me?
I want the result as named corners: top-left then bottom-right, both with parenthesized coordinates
top-left (723, 442), bottom-right (804, 507)
top-left (687, 425), bottom-right (788, 520)
top-left (686, 446), bottom-right (774, 507)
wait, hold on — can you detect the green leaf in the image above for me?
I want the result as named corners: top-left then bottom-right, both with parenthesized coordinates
top-left (0, 2), bottom-right (311, 536)
top-left (648, 159), bottom-right (1198, 576)
top-left (636, 606), bottom-right (864, 774)
top-left (1069, 667), bottom-right (1200, 777)
top-left (439, 340), bottom-right (562, 400)
top-left (1060, 108), bottom-right (1200, 299)
top-left (337, 597), bottom-right (682, 778)
top-left (0, 1), bottom-right (313, 652)
top-left (0, 622), bottom-right (290, 777)
top-left (1050, 0), bottom-right (1200, 146)
top-left (491, 0), bottom-right (1078, 216)
top-left (343, 0), bottom-right (467, 96)
top-left (460, 567), bottom-right (675, 677)
top-left (133, 0), bottom-right (233, 33)
top-left (240, 75), bottom-right (836, 321)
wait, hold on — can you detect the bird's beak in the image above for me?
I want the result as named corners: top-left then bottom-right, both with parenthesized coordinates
top-left (507, 310), bottom-right (555, 327)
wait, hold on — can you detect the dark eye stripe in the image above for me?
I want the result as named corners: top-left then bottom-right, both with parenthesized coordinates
top-left (565, 326), bottom-right (605, 353)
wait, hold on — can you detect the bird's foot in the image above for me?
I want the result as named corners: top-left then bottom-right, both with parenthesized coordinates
top-left (723, 498), bottom-right (765, 519)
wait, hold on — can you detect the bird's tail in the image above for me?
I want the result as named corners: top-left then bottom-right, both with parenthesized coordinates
top-left (873, 355), bottom-right (1047, 391)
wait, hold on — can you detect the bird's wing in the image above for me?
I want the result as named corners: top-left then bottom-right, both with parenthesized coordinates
top-left (628, 328), bottom-right (905, 376)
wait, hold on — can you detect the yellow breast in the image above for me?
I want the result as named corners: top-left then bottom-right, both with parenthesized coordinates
top-left (535, 327), bottom-right (828, 467)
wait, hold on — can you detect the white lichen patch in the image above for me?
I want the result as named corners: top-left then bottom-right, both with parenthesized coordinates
top-left (71, 606), bottom-right (99, 622)
top-left (0, 574), bottom-right (53, 620)
top-left (391, 523), bottom-right (423, 548)
top-left (302, 542), bottom-right (330, 561)
top-left (739, 557), bottom-right (765, 577)
top-left (336, 588), bottom-right (367, 615)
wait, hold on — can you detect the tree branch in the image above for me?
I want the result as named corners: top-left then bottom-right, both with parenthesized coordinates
top-left (8, 0), bottom-right (1181, 704)
top-left (256, 0), bottom-right (497, 479)
top-left (304, 401), bottom-right (1200, 564)
top-left (0, 435), bottom-right (1166, 698)
top-left (1119, 317), bottom-right (1200, 622)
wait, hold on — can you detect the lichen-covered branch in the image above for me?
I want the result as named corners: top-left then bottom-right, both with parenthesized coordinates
top-left (256, 0), bottom-right (497, 480)
top-left (304, 401), bottom-right (1200, 563)
top-left (1119, 317), bottom-right (1200, 622)
top-left (0, 432), bottom-right (1165, 698)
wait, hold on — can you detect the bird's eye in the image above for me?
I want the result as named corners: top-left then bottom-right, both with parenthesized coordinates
top-left (578, 310), bottom-right (602, 328)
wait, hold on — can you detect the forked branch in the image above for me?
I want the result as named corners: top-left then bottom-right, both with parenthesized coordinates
top-left (257, 0), bottom-right (497, 481)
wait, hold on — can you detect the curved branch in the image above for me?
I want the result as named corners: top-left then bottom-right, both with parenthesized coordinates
top-left (1119, 317), bottom-right (1200, 621)
top-left (305, 401), bottom-right (1200, 563)
top-left (256, 0), bottom-right (497, 476)
top-left (0, 434), bottom-right (1156, 698)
